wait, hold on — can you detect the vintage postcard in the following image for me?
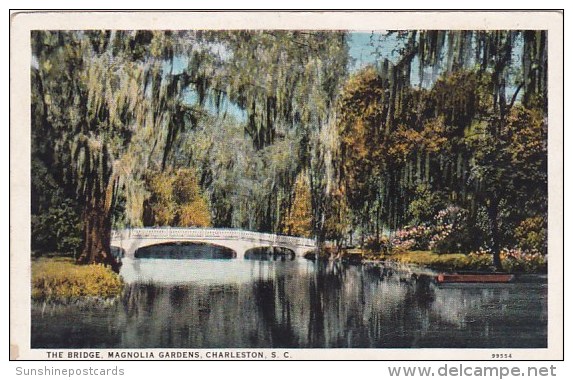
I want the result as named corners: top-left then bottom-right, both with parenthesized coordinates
top-left (10, 11), bottom-right (563, 361)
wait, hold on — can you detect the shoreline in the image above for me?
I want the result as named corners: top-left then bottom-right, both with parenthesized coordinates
top-left (325, 249), bottom-right (547, 274)
top-left (31, 250), bottom-right (546, 303)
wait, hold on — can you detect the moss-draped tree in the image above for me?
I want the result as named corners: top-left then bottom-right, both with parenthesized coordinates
top-left (31, 30), bottom-right (350, 268)
top-left (333, 31), bottom-right (548, 269)
top-left (32, 31), bottom-right (192, 270)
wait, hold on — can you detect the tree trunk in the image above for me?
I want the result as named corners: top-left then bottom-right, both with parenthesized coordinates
top-left (77, 193), bottom-right (121, 273)
top-left (375, 203), bottom-right (381, 244)
top-left (487, 197), bottom-right (503, 271)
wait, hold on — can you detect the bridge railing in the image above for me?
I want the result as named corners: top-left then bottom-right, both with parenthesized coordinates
top-left (111, 227), bottom-right (316, 247)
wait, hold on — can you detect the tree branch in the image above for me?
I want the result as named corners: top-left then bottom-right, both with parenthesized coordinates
top-left (508, 81), bottom-right (524, 110)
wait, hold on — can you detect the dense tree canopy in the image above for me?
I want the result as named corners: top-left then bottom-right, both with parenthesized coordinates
top-left (31, 30), bottom-right (348, 265)
top-left (31, 29), bottom-right (547, 271)
top-left (331, 31), bottom-right (547, 268)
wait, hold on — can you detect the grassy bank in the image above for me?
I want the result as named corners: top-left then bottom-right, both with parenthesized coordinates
top-left (379, 251), bottom-right (477, 271)
top-left (352, 249), bottom-right (545, 273)
top-left (32, 257), bottom-right (123, 301)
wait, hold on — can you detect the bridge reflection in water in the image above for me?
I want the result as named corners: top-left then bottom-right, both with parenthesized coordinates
top-left (111, 228), bottom-right (317, 259)
top-left (30, 230), bottom-right (547, 349)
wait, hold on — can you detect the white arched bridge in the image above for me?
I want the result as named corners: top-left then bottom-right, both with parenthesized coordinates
top-left (111, 227), bottom-right (317, 259)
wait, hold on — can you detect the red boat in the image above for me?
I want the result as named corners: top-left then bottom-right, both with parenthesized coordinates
top-left (436, 272), bottom-right (515, 284)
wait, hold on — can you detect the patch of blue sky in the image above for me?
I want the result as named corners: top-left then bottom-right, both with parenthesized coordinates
top-left (163, 54), bottom-right (188, 75)
top-left (178, 31), bottom-right (398, 122)
top-left (348, 30), bottom-right (524, 99)
top-left (348, 31), bottom-right (395, 71)
top-left (182, 85), bottom-right (247, 122)
top-left (348, 31), bottom-right (443, 89)
top-left (164, 54), bottom-right (246, 122)
top-left (174, 30), bottom-right (525, 122)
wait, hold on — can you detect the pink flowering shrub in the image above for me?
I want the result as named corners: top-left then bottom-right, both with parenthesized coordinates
top-left (500, 248), bottom-right (546, 273)
top-left (388, 206), bottom-right (547, 272)
top-left (391, 206), bottom-right (469, 254)
top-left (429, 206), bottom-right (469, 253)
top-left (390, 224), bottom-right (433, 252)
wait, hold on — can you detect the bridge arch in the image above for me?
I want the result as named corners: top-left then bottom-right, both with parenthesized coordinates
top-left (111, 228), bottom-right (317, 260)
top-left (134, 241), bottom-right (236, 259)
top-left (244, 246), bottom-right (296, 260)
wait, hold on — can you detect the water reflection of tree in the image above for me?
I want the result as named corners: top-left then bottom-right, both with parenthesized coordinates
top-left (122, 283), bottom-right (245, 347)
top-left (253, 278), bottom-right (299, 347)
top-left (34, 262), bottom-right (546, 348)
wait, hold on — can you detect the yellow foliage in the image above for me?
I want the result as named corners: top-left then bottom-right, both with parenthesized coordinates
top-left (148, 172), bottom-right (174, 201)
top-left (178, 198), bottom-right (212, 227)
top-left (145, 168), bottom-right (212, 227)
top-left (385, 250), bottom-right (467, 267)
top-left (173, 169), bottom-right (199, 203)
top-left (150, 201), bottom-right (177, 226)
top-left (388, 118), bottom-right (447, 163)
top-left (282, 172), bottom-right (313, 238)
top-left (505, 106), bottom-right (546, 163)
top-left (31, 257), bottom-right (123, 301)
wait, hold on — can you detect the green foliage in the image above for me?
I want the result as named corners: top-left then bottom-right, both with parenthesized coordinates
top-left (384, 250), bottom-right (469, 272)
top-left (31, 156), bottom-right (82, 256)
top-left (429, 71), bottom-right (491, 129)
top-left (136, 31), bottom-right (347, 235)
top-left (407, 183), bottom-right (445, 226)
top-left (31, 200), bottom-right (83, 256)
top-left (336, 67), bottom-right (386, 215)
top-left (176, 112), bottom-right (304, 233)
top-left (460, 249), bottom-right (547, 273)
top-left (322, 191), bottom-right (352, 244)
top-left (389, 206), bottom-right (472, 255)
top-left (465, 105), bottom-right (547, 262)
top-left (514, 216), bottom-right (547, 254)
top-left (31, 257), bottom-right (123, 300)
top-left (501, 248), bottom-right (547, 273)
top-left (207, 31), bottom-right (349, 149)
top-left (31, 30), bottom-right (184, 264)
top-left (458, 251), bottom-right (496, 271)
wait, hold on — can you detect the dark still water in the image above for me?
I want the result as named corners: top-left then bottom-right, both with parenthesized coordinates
top-left (31, 254), bottom-right (547, 348)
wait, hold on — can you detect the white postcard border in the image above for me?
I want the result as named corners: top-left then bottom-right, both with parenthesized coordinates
top-left (10, 10), bottom-right (564, 361)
